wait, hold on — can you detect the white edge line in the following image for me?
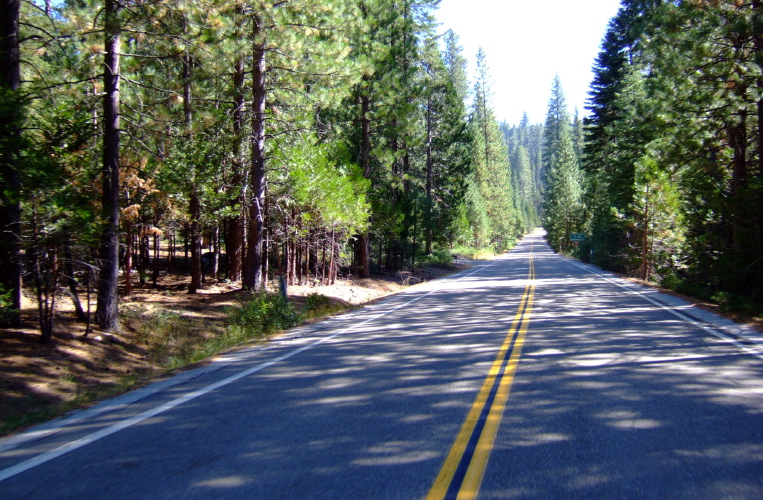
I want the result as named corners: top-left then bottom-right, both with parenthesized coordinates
top-left (565, 259), bottom-right (763, 362)
top-left (0, 260), bottom-right (497, 483)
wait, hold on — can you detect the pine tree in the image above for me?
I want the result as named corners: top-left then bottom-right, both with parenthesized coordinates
top-left (542, 76), bottom-right (583, 252)
top-left (419, 31), bottom-right (473, 253)
top-left (469, 49), bottom-right (522, 249)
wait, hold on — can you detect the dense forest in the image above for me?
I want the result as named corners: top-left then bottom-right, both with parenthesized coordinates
top-left (571, 0), bottom-right (763, 314)
top-left (0, 0), bottom-right (533, 340)
top-left (3, 0), bottom-right (763, 342)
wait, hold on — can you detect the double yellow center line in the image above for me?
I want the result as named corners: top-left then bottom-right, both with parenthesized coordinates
top-left (427, 249), bottom-right (536, 500)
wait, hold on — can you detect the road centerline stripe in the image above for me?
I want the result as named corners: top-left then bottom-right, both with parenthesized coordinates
top-left (428, 244), bottom-right (536, 500)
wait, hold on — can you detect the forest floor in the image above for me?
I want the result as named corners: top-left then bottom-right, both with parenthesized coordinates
top-left (0, 263), bottom-right (465, 438)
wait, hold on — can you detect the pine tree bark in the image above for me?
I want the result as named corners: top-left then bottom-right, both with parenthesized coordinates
top-left (641, 186), bottom-right (650, 281)
top-left (188, 192), bottom-right (202, 293)
top-left (261, 188), bottom-right (269, 288)
top-left (227, 57), bottom-right (246, 282)
top-left (124, 220), bottom-right (133, 295)
top-left (0, 0), bottom-right (22, 327)
top-left (95, 0), bottom-right (122, 331)
top-left (355, 86), bottom-right (371, 278)
top-left (728, 109), bottom-right (747, 262)
top-left (152, 230), bottom-right (160, 287)
top-left (211, 224), bottom-right (219, 282)
top-left (63, 232), bottom-right (87, 322)
top-left (425, 96), bottom-right (433, 255)
top-left (183, 46), bottom-right (203, 294)
top-left (243, 14), bottom-right (266, 290)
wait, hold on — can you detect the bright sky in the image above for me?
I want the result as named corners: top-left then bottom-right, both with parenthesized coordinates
top-left (435, 0), bottom-right (623, 125)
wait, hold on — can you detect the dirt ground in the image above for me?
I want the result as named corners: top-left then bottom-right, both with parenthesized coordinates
top-left (0, 265), bottom-right (461, 436)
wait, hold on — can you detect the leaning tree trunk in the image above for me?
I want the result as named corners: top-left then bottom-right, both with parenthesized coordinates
top-left (63, 231), bottom-right (87, 322)
top-left (243, 14), bottom-right (266, 290)
top-left (95, 0), bottom-right (122, 331)
top-left (0, 0), bottom-right (22, 327)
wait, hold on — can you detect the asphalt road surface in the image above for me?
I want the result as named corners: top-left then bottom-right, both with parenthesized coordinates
top-left (1, 231), bottom-right (762, 499)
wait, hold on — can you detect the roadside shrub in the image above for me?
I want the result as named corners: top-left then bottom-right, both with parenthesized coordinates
top-left (659, 272), bottom-right (681, 291)
top-left (225, 292), bottom-right (302, 336)
top-left (305, 293), bottom-right (331, 311)
top-left (711, 291), bottom-right (761, 315)
top-left (0, 285), bottom-right (17, 324)
top-left (416, 249), bottom-right (456, 269)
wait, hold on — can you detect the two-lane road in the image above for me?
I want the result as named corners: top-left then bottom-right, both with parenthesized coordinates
top-left (1, 232), bottom-right (762, 499)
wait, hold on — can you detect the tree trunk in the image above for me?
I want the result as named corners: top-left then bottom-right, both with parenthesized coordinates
top-left (308, 231), bottom-right (318, 283)
top-left (0, 0), bottom-right (21, 327)
top-left (262, 189), bottom-right (269, 288)
top-left (227, 57), bottom-right (246, 282)
top-left (95, 0), bottom-right (121, 331)
top-left (152, 231), bottom-right (160, 287)
top-left (138, 231), bottom-right (148, 286)
top-left (728, 110), bottom-right (748, 288)
top-left (211, 224), bottom-right (220, 282)
top-left (425, 96), bottom-right (433, 255)
top-left (188, 192), bottom-right (202, 293)
top-left (124, 221), bottom-right (133, 295)
top-left (296, 240), bottom-right (303, 285)
top-left (329, 231), bottom-right (336, 285)
top-left (641, 186), bottom-right (650, 281)
top-left (355, 84), bottom-right (371, 278)
top-left (243, 15), bottom-right (266, 290)
top-left (64, 232), bottom-right (87, 322)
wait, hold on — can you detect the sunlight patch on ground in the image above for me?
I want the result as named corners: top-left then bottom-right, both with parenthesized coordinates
top-left (564, 353), bottom-right (623, 367)
top-left (353, 441), bottom-right (439, 466)
top-left (511, 432), bottom-right (571, 447)
top-left (608, 418), bottom-right (663, 430)
top-left (296, 395), bottom-right (371, 406)
top-left (194, 476), bottom-right (250, 488)
top-left (527, 348), bottom-right (566, 356)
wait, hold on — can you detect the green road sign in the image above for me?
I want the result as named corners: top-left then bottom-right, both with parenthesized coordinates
top-left (569, 233), bottom-right (586, 241)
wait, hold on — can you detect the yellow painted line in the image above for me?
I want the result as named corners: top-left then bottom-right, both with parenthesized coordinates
top-left (427, 245), bottom-right (536, 500)
top-left (457, 275), bottom-right (534, 499)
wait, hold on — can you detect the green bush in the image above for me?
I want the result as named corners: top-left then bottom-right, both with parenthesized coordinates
top-left (711, 290), bottom-right (761, 315)
top-left (225, 292), bottom-right (302, 335)
top-left (0, 284), bottom-right (17, 324)
top-left (416, 249), bottom-right (456, 269)
top-left (659, 273), bottom-right (681, 291)
top-left (675, 280), bottom-right (713, 302)
top-left (305, 293), bottom-right (331, 311)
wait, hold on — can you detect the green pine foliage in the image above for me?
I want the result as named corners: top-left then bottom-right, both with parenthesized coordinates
top-left (582, 0), bottom-right (763, 310)
top-left (542, 76), bottom-right (584, 253)
top-left (467, 49), bottom-right (524, 251)
top-left (8, 0), bottom-right (522, 338)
